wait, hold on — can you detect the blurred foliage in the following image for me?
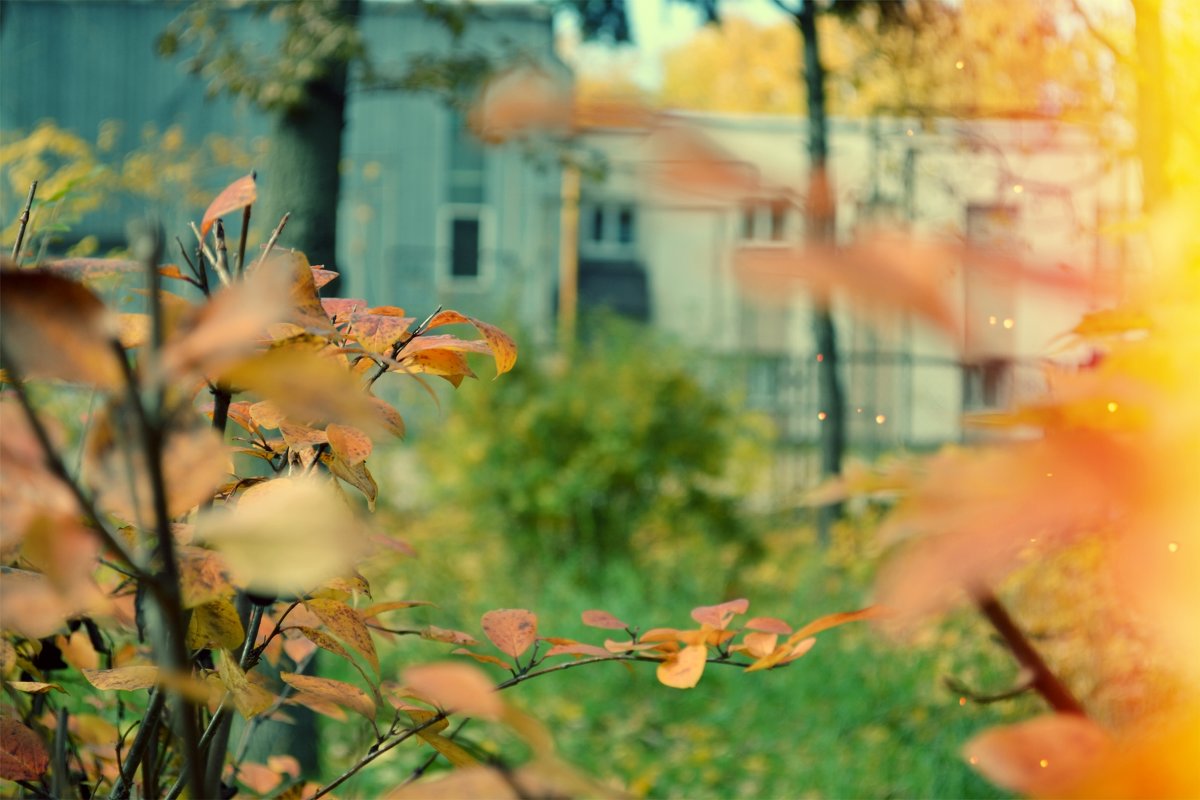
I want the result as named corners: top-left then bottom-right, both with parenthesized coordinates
top-left (422, 315), bottom-right (774, 575)
top-left (1, 121), bottom-right (255, 257)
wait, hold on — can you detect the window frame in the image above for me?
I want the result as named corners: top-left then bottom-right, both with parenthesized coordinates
top-left (436, 203), bottom-right (494, 288)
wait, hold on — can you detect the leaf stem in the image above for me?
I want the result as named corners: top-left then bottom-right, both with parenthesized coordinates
top-left (10, 180), bottom-right (38, 262)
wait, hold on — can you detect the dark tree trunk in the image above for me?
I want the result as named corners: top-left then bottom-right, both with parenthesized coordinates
top-left (797, 0), bottom-right (845, 545)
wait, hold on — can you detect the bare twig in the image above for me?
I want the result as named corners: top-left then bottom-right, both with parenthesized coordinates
top-left (52, 706), bottom-right (69, 800)
top-left (214, 219), bottom-right (231, 289)
top-left (10, 181), bottom-right (38, 262)
top-left (252, 212), bottom-right (291, 271)
top-left (189, 222), bottom-right (225, 287)
top-left (973, 588), bottom-right (1086, 716)
top-left (944, 670), bottom-right (1035, 705)
top-left (108, 689), bottom-right (166, 800)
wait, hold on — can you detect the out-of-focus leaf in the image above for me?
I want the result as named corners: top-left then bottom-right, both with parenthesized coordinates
top-left (656, 644), bottom-right (707, 689)
top-left (744, 617), bottom-right (792, 634)
top-left (82, 666), bottom-right (158, 691)
top-left (305, 597), bottom-right (379, 674)
top-left (177, 546), bottom-right (233, 609)
top-left (159, 255), bottom-right (293, 381)
top-left (86, 418), bottom-right (230, 524)
top-left (420, 731), bottom-right (479, 768)
top-left (690, 598), bottom-right (749, 629)
top-left (237, 762), bottom-right (283, 796)
top-left (0, 718), bottom-right (49, 781)
top-left (258, 250), bottom-right (332, 333)
top-left (279, 422), bottom-right (328, 450)
top-left (55, 630), bottom-right (99, 671)
top-left (218, 650), bottom-right (274, 719)
top-left (423, 310), bottom-right (518, 376)
top-left (481, 609), bottom-right (538, 660)
top-left (366, 396), bottom-right (405, 438)
top-left (187, 597), bottom-right (245, 651)
top-left (201, 173), bottom-right (256, 238)
top-left (403, 661), bottom-right (503, 720)
top-left (359, 600), bottom-right (433, 619)
top-left (0, 269), bottom-right (123, 388)
top-left (196, 475), bottom-right (369, 595)
top-left (0, 567), bottom-right (99, 639)
top-left (279, 672), bottom-right (375, 722)
top-left (964, 714), bottom-right (1111, 797)
top-left (646, 123), bottom-right (760, 200)
top-left (544, 643), bottom-right (611, 658)
top-left (469, 66), bottom-right (571, 144)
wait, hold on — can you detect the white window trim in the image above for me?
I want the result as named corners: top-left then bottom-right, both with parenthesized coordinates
top-left (436, 203), bottom-right (495, 288)
top-left (737, 198), bottom-right (797, 246)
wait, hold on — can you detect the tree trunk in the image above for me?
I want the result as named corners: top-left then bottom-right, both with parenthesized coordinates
top-left (258, 7), bottom-right (357, 291)
top-left (797, 0), bottom-right (845, 545)
top-left (1132, 0), bottom-right (1169, 212)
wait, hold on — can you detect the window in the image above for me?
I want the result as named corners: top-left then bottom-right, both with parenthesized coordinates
top-left (441, 110), bottom-right (489, 283)
top-left (450, 216), bottom-right (480, 278)
top-left (739, 198), bottom-right (794, 243)
top-left (581, 201), bottom-right (638, 255)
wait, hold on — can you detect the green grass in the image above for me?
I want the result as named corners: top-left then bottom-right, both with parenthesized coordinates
top-left (312, 505), bottom-right (1037, 799)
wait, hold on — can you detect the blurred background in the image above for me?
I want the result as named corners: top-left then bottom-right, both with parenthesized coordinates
top-left (1, 0), bottom-right (1189, 796)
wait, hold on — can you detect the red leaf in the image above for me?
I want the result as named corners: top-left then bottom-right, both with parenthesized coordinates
top-left (580, 609), bottom-right (629, 630)
top-left (481, 609), bottom-right (538, 659)
top-left (0, 718), bottom-right (49, 781)
top-left (201, 173), bottom-right (256, 238)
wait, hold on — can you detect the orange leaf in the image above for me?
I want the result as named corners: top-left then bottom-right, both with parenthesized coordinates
top-left (690, 599), bottom-right (749, 630)
top-left (741, 632), bottom-right (779, 659)
top-left (238, 762), bottom-right (283, 795)
top-left (403, 661), bottom-right (503, 720)
top-left (469, 66), bottom-right (572, 144)
top-left (201, 173), bottom-right (256, 238)
top-left (349, 311), bottom-right (416, 356)
top-left (656, 644), bottom-right (707, 689)
top-left (311, 268), bottom-right (339, 290)
top-left (746, 607), bottom-right (880, 672)
top-left (305, 597), bottom-right (379, 674)
top-left (395, 349), bottom-right (477, 386)
top-left (294, 626), bottom-right (352, 663)
top-left (366, 396), bottom-right (405, 439)
top-left (481, 609), bottom-right (538, 660)
top-left (580, 609), bottom-right (629, 630)
top-left (422, 311), bottom-right (518, 375)
top-left (279, 672), bottom-right (375, 722)
top-left (326, 424), bottom-right (373, 466)
top-left (0, 269), bottom-right (123, 388)
top-left (0, 718), bottom-right (49, 781)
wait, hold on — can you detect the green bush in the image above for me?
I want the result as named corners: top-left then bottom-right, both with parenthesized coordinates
top-left (424, 314), bottom-right (773, 574)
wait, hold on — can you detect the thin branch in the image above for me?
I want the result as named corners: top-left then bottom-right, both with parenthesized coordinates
top-left (306, 653), bottom-right (759, 799)
top-left (190, 222), bottom-right (225, 287)
top-left (0, 342), bottom-right (143, 575)
top-left (252, 212), bottom-right (290, 271)
top-left (10, 181), bottom-right (38, 262)
top-left (214, 219), bottom-right (231, 290)
top-left (108, 689), bottom-right (166, 800)
top-left (973, 588), bottom-right (1086, 716)
top-left (398, 718), bottom-right (470, 788)
top-left (944, 671), bottom-right (1035, 705)
top-left (366, 304), bottom-right (443, 388)
top-left (52, 706), bottom-right (69, 800)
top-left (236, 200), bottom-right (252, 277)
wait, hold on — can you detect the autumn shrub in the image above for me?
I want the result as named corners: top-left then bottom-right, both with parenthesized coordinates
top-left (424, 313), bottom-right (773, 575)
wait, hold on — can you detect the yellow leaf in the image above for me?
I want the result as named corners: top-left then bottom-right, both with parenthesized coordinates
top-left (54, 630), bottom-right (99, 670)
top-left (217, 650), bottom-right (274, 719)
top-left (7, 681), bottom-right (65, 695)
top-left (187, 597), bottom-right (245, 651)
top-left (82, 665), bottom-right (159, 691)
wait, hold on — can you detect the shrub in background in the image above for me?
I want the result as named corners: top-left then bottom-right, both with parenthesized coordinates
top-left (425, 313), bottom-right (773, 573)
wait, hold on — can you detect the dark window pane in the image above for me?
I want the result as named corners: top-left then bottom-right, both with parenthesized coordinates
top-left (591, 207), bottom-right (605, 242)
top-left (770, 203), bottom-right (786, 241)
top-left (450, 217), bottom-right (480, 278)
top-left (617, 206), bottom-right (635, 243)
